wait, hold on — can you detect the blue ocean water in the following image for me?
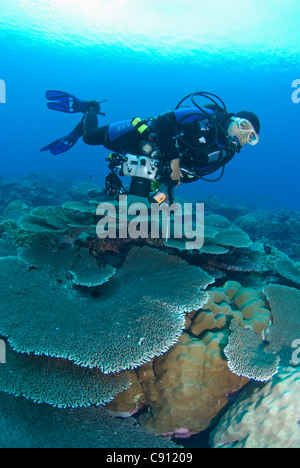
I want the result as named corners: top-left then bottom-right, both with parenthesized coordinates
top-left (0, 0), bottom-right (300, 450)
top-left (0, 0), bottom-right (299, 210)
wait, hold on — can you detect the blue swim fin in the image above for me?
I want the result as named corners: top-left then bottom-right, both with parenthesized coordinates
top-left (46, 90), bottom-right (88, 114)
top-left (40, 118), bottom-right (84, 155)
top-left (46, 90), bottom-right (106, 115)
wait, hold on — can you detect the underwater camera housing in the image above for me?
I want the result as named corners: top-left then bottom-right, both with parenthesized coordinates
top-left (104, 152), bottom-right (172, 202)
top-left (122, 154), bottom-right (159, 197)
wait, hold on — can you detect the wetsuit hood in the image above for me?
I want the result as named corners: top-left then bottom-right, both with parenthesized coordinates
top-left (234, 111), bottom-right (261, 134)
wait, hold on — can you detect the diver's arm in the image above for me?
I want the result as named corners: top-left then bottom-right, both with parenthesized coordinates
top-left (155, 111), bottom-right (179, 162)
top-left (154, 111), bottom-right (183, 185)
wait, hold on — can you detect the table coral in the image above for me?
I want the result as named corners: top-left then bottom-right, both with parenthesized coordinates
top-left (0, 340), bottom-right (131, 408)
top-left (0, 391), bottom-right (179, 448)
top-left (0, 247), bottom-right (212, 374)
top-left (224, 320), bottom-right (280, 382)
top-left (274, 256), bottom-right (300, 286)
top-left (69, 248), bottom-right (116, 287)
top-left (263, 284), bottom-right (300, 356)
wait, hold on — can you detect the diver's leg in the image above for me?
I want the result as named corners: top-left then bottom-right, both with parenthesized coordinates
top-left (83, 124), bottom-right (109, 146)
top-left (82, 103), bottom-right (108, 146)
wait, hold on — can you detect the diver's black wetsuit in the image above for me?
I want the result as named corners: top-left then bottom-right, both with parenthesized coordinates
top-left (83, 105), bottom-right (237, 183)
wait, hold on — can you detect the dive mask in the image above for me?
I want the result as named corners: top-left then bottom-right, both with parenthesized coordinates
top-left (232, 117), bottom-right (259, 146)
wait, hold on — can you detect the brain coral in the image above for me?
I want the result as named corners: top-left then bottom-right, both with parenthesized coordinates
top-left (0, 247), bottom-right (212, 373)
top-left (211, 367), bottom-right (300, 448)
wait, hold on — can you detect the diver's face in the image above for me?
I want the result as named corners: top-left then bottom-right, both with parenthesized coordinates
top-left (227, 118), bottom-right (259, 147)
top-left (227, 121), bottom-right (249, 147)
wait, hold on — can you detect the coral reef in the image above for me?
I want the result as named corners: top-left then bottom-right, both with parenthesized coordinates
top-left (234, 207), bottom-right (300, 261)
top-left (164, 213), bottom-right (252, 255)
top-left (0, 173), bottom-right (107, 215)
top-left (204, 196), bottom-right (248, 221)
top-left (0, 233), bottom-right (20, 257)
top-left (0, 176), bottom-right (299, 447)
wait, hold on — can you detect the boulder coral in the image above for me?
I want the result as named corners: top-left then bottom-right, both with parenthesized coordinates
top-left (108, 331), bottom-right (248, 436)
top-left (190, 281), bottom-right (272, 337)
top-left (211, 367), bottom-right (300, 448)
top-left (137, 331), bottom-right (248, 436)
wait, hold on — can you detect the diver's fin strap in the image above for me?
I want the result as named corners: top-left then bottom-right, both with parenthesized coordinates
top-left (131, 117), bottom-right (150, 136)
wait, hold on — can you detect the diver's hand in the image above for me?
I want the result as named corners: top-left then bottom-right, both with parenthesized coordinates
top-left (170, 158), bottom-right (183, 187)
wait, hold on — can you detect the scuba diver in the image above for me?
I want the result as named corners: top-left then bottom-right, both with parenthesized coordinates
top-left (41, 91), bottom-right (260, 205)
